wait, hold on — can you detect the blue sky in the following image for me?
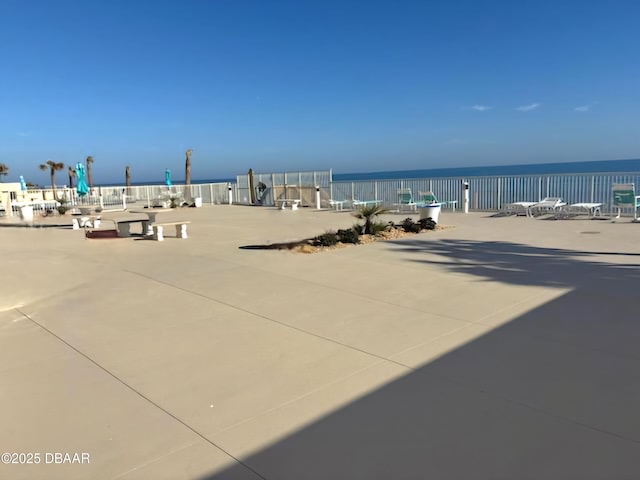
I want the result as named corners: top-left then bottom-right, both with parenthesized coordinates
top-left (1, 0), bottom-right (639, 184)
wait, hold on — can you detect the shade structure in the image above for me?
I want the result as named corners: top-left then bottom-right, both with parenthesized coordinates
top-left (75, 163), bottom-right (89, 197)
top-left (19, 175), bottom-right (27, 191)
top-left (165, 169), bottom-right (172, 189)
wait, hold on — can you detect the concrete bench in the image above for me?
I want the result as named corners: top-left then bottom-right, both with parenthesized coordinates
top-left (151, 221), bottom-right (191, 241)
top-left (72, 215), bottom-right (101, 229)
top-left (278, 199), bottom-right (301, 210)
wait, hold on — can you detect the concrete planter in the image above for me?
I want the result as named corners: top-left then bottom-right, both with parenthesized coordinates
top-left (419, 203), bottom-right (442, 223)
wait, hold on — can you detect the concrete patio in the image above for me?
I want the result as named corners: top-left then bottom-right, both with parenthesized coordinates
top-left (1, 206), bottom-right (640, 479)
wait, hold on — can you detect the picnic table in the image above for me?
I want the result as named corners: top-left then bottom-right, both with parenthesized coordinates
top-left (99, 213), bottom-right (152, 237)
top-left (129, 208), bottom-right (174, 235)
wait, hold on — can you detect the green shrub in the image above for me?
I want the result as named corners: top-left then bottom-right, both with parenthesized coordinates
top-left (352, 222), bottom-right (364, 234)
top-left (369, 221), bottom-right (389, 235)
top-left (337, 228), bottom-right (360, 244)
top-left (352, 204), bottom-right (392, 234)
top-left (419, 217), bottom-right (437, 230)
top-left (401, 217), bottom-right (421, 233)
top-left (314, 231), bottom-right (339, 247)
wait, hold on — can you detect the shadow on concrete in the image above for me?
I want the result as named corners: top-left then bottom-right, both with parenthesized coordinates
top-left (239, 240), bottom-right (313, 250)
top-left (202, 239), bottom-right (640, 480)
top-left (391, 238), bottom-right (640, 288)
top-left (0, 221), bottom-right (70, 228)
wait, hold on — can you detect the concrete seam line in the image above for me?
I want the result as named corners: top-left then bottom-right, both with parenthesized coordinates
top-left (124, 269), bottom-right (415, 370)
top-left (14, 308), bottom-right (268, 480)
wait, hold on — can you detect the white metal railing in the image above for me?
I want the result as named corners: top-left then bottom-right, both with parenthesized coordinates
top-left (329, 172), bottom-right (640, 214)
top-left (4, 172), bottom-right (640, 216)
top-left (96, 183), bottom-right (230, 207)
top-left (1, 182), bottom-right (232, 216)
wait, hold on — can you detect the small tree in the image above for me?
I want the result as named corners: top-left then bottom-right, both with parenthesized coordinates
top-left (184, 148), bottom-right (192, 201)
top-left (352, 204), bottom-right (391, 235)
top-left (39, 160), bottom-right (65, 198)
top-left (85, 155), bottom-right (94, 190)
top-left (0, 163), bottom-right (8, 178)
top-left (125, 165), bottom-right (131, 195)
top-left (67, 166), bottom-right (75, 188)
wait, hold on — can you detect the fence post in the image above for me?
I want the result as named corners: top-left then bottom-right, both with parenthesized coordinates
top-left (546, 177), bottom-right (550, 198)
top-left (497, 178), bottom-right (501, 210)
top-left (538, 177), bottom-right (542, 201)
top-left (351, 182), bottom-right (355, 202)
top-left (591, 175), bottom-right (595, 203)
top-left (374, 181), bottom-right (378, 201)
top-left (462, 180), bottom-right (470, 213)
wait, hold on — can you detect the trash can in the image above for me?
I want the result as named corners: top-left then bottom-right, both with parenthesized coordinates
top-left (19, 205), bottom-right (34, 222)
top-left (419, 203), bottom-right (441, 223)
top-left (194, 197), bottom-right (202, 208)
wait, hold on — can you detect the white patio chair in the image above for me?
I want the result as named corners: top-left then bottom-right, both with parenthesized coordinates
top-left (393, 189), bottom-right (417, 212)
top-left (612, 183), bottom-right (640, 222)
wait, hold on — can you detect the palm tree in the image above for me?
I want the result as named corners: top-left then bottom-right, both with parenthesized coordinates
top-left (67, 166), bottom-right (75, 188)
top-left (39, 160), bottom-right (65, 198)
top-left (352, 204), bottom-right (391, 235)
top-left (184, 148), bottom-right (192, 200)
top-left (0, 162), bottom-right (8, 178)
top-left (125, 165), bottom-right (131, 195)
top-left (85, 155), bottom-right (94, 191)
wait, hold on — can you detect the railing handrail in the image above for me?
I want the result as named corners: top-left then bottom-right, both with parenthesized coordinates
top-left (332, 170), bottom-right (640, 183)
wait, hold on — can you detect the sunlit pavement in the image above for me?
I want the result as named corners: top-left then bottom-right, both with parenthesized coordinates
top-left (2, 206), bottom-right (640, 479)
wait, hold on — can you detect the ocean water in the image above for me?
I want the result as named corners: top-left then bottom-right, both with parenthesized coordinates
top-left (333, 158), bottom-right (640, 182)
top-left (104, 158), bottom-right (640, 186)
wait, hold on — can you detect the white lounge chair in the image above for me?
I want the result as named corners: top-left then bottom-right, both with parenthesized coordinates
top-left (612, 183), bottom-right (640, 222)
top-left (351, 199), bottom-right (382, 208)
top-left (328, 199), bottom-right (346, 211)
top-left (529, 197), bottom-right (567, 216)
top-left (555, 203), bottom-right (603, 219)
top-left (504, 201), bottom-right (539, 217)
